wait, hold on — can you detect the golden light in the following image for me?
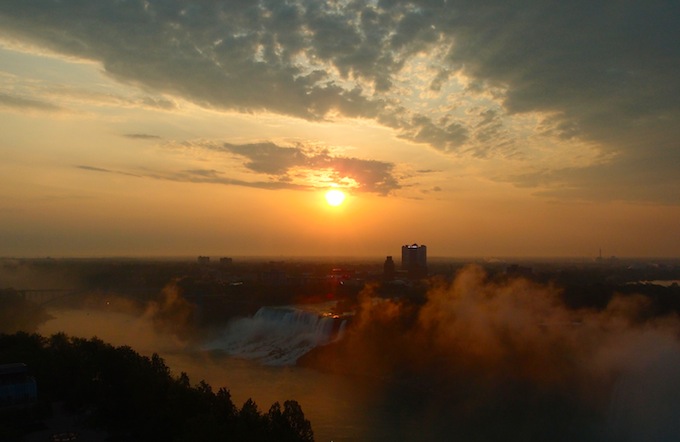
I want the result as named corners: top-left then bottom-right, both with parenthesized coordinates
top-left (324, 189), bottom-right (346, 207)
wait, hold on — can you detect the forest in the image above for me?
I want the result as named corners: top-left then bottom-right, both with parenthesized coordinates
top-left (0, 331), bottom-right (314, 442)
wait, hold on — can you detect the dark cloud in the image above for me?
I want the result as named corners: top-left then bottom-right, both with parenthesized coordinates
top-left (507, 154), bottom-right (680, 205)
top-left (221, 142), bottom-right (308, 175)
top-left (415, 169), bottom-right (439, 174)
top-left (220, 141), bottom-right (401, 195)
top-left (429, 69), bottom-right (451, 92)
top-left (397, 115), bottom-right (469, 152)
top-left (78, 162), bottom-right (310, 191)
top-left (171, 174), bottom-right (309, 191)
top-left (0, 92), bottom-right (62, 112)
top-left (181, 169), bottom-right (223, 179)
top-left (78, 137), bottom-right (401, 194)
top-left (2, 0), bottom-right (678, 202)
top-left (124, 133), bottom-right (162, 140)
top-left (313, 154), bottom-right (401, 195)
top-left (136, 96), bottom-right (176, 110)
top-left (0, 0), bottom-right (383, 121)
top-left (433, 0), bottom-right (680, 200)
top-left (77, 165), bottom-right (114, 173)
top-left (76, 165), bottom-right (141, 178)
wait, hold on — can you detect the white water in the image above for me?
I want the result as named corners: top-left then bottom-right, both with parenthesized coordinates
top-left (204, 306), bottom-right (348, 365)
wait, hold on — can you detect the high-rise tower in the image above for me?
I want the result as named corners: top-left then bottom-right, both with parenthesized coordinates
top-left (401, 243), bottom-right (427, 277)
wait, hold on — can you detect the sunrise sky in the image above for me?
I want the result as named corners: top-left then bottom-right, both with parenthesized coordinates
top-left (1, 0), bottom-right (678, 258)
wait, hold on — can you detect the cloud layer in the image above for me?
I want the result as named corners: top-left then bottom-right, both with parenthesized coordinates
top-left (220, 142), bottom-right (400, 194)
top-left (79, 140), bottom-right (401, 194)
top-left (1, 0), bottom-right (678, 202)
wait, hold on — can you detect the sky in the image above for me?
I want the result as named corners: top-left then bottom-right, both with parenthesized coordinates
top-left (0, 0), bottom-right (679, 258)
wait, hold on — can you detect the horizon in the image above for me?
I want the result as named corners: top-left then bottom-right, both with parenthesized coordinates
top-left (3, 254), bottom-right (680, 264)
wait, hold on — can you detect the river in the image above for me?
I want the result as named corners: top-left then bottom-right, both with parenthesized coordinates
top-left (37, 302), bottom-right (680, 442)
top-left (37, 308), bottom-right (417, 441)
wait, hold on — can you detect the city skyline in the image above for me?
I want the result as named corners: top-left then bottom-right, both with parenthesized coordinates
top-left (1, 1), bottom-right (679, 258)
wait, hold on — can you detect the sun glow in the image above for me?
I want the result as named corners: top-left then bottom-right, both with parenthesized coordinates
top-left (324, 189), bottom-right (346, 207)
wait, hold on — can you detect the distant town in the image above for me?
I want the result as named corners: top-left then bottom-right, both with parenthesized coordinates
top-left (3, 247), bottom-right (680, 326)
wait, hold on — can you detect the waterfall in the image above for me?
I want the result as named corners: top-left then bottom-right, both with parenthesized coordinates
top-left (205, 306), bottom-right (349, 366)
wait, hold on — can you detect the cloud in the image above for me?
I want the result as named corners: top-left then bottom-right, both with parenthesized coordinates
top-left (77, 165), bottom-right (115, 173)
top-left (76, 165), bottom-right (142, 178)
top-left (396, 114), bottom-right (469, 153)
top-left (435, 1), bottom-right (680, 201)
top-left (78, 139), bottom-right (401, 194)
top-left (1, 0), bottom-right (678, 202)
top-left (77, 163), bottom-right (310, 191)
top-left (181, 169), bottom-right (223, 179)
top-left (0, 0), bottom-right (383, 121)
top-left (506, 155), bottom-right (680, 204)
top-left (0, 91), bottom-right (62, 112)
top-left (220, 141), bottom-right (401, 194)
top-left (221, 143), bottom-right (308, 175)
top-left (124, 133), bottom-right (162, 140)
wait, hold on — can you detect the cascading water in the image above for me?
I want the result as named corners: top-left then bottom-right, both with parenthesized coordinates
top-left (205, 306), bottom-right (349, 366)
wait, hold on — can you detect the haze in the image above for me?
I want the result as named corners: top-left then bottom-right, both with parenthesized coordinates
top-left (1, 1), bottom-right (679, 258)
top-left (5, 257), bottom-right (680, 440)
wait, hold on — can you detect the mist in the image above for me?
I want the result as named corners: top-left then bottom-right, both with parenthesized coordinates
top-left (6, 261), bottom-right (680, 440)
top-left (35, 285), bottom-right (192, 356)
top-left (302, 265), bottom-right (680, 440)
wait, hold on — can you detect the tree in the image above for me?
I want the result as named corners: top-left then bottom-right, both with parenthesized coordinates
top-left (0, 332), bottom-right (316, 441)
top-left (215, 387), bottom-right (237, 419)
top-left (283, 400), bottom-right (314, 442)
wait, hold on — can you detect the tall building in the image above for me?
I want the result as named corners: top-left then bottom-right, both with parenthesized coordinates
top-left (383, 256), bottom-right (395, 280)
top-left (401, 244), bottom-right (427, 277)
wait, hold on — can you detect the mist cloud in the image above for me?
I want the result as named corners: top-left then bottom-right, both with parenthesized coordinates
top-left (144, 280), bottom-right (197, 340)
top-left (305, 265), bottom-right (680, 439)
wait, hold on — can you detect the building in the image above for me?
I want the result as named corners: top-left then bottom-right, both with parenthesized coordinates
top-left (260, 261), bottom-right (288, 286)
top-left (401, 244), bottom-right (427, 277)
top-left (383, 256), bottom-right (395, 280)
top-left (197, 256), bottom-right (210, 265)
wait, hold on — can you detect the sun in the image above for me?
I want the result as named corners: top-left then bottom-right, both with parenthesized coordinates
top-left (324, 189), bottom-right (346, 207)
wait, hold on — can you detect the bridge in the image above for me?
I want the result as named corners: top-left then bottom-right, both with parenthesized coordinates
top-left (5, 289), bottom-right (79, 305)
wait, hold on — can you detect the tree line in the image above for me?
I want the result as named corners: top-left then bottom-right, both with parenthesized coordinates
top-left (0, 331), bottom-right (314, 441)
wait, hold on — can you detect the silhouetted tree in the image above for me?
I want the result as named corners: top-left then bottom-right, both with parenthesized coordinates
top-left (283, 400), bottom-right (315, 442)
top-left (0, 332), bottom-right (315, 441)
